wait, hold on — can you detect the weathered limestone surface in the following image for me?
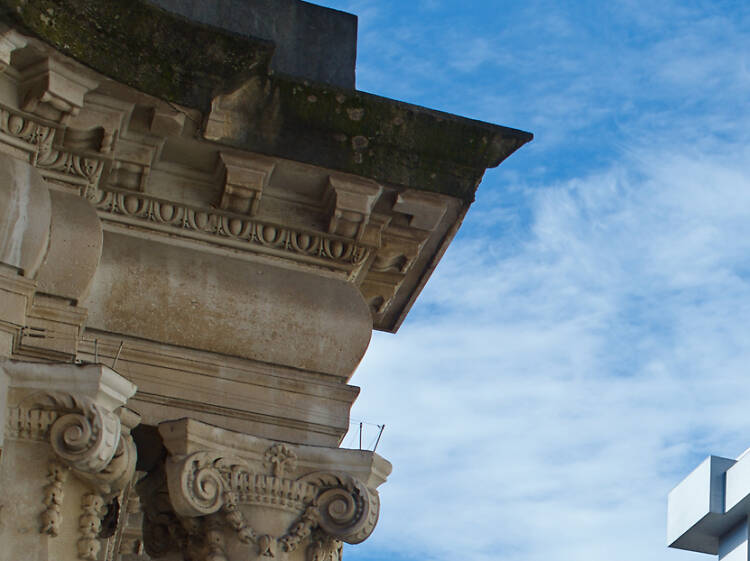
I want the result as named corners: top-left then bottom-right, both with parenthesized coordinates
top-left (83, 232), bottom-right (372, 378)
top-left (0, 3), bottom-right (530, 561)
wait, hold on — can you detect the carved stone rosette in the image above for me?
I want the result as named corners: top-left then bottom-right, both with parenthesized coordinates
top-left (142, 419), bottom-right (390, 561)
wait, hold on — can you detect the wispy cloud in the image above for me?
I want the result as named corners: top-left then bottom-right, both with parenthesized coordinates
top-left (314, 1), bottom-right (750, 560)
top-left (346, 143), bottom-right (750, 561)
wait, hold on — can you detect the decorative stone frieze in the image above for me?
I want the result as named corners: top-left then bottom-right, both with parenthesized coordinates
top-left (139, 418), bottom-right (390, 561)
top-left (86, 184), bottom-right (373, 277)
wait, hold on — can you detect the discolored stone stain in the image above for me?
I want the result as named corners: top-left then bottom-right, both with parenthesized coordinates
top-left (86, 236), bottom-right (371, 377)
top-left (346, 107), bottom-right (364, 121)
top-left (351, 136), bottom-right (368, 150)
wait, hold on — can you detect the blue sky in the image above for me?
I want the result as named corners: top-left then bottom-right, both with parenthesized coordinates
top-left (314, 1), bottom-right (750, 560)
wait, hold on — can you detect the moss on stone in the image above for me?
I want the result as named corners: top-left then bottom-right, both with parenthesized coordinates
top-left (0, 0), bottom-right (532, 201)
top-left (0, 0), bottom-right (273, 110)
top-left (212, 74), bottom-right (532, 202)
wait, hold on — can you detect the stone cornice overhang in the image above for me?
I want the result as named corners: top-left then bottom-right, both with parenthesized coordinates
top-left (0, 0), bottom-right (275, 109)
top-left (0, 0), bottom-right (533, 203)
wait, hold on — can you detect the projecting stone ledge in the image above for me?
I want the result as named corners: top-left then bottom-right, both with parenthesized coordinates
top-left (668, 452), bottom-right (750, 560)
top-left (0, 0), bottom-right (532, 203)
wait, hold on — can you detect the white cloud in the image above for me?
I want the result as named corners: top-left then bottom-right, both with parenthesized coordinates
top-left (311, 1), bottom-right (750, 560)
top-left (344, 142), bottom-right (750, 561)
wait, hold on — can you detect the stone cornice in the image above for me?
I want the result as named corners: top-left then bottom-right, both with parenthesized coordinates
top-left (203, 74), bottom-right (532, 203)
top-left (0, 0), bottom-right (532, 202)
top-left (0, 26), bottom-right (526, 331)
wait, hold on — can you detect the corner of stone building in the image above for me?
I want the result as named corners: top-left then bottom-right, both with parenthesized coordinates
top-left (0, 2), bottom-right (531, 561)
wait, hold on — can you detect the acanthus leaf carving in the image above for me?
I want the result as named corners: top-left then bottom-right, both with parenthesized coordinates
top-left (306, 531), bottom-right (342, 561)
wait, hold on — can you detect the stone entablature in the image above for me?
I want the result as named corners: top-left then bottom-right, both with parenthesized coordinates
top-left (0, 26), bottom-right (482, 332)
top-left (0, 1), bottom-right (532, 330)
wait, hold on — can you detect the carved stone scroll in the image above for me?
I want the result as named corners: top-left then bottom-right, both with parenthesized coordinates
top-left (24, 391), bottom-right (123, 474)
top-left (12, 390), bottom-right (139, 551)
top-left (151, 429), bottom-right (387, 561)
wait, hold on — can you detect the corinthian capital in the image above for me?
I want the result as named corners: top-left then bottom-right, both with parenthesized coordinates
top-left (145, 418), bottom-right (391, 561)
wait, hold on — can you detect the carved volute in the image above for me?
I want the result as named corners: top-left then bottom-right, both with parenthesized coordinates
top-left (135, 419), bottom-right (390, 561)
top-left (0, 361), bottom-right (139, 561)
